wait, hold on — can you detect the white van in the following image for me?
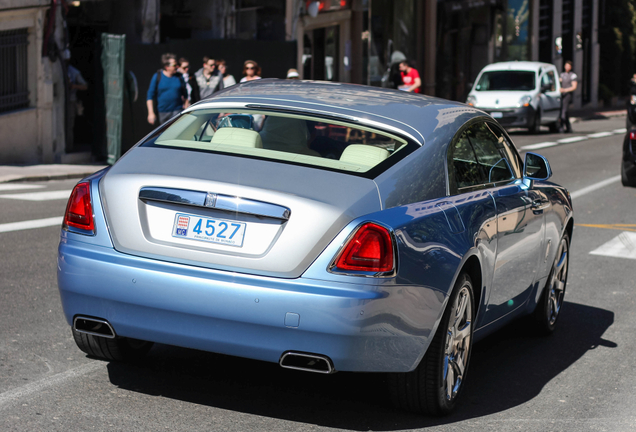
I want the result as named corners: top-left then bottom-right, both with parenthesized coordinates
top-left (466, 61), bottom-right (561, 133)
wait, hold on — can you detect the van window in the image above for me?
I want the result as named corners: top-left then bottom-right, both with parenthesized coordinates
top-left (475, 71), bottom-right (536, 91)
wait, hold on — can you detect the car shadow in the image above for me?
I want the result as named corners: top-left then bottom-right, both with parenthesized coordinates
top-left (104, 301), bottom-right (614, 430)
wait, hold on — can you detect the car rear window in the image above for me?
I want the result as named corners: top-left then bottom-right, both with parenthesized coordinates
top-left (142, 109), bottom-right (415, 177)
top-left (475, 71), bottom-right (536, 91)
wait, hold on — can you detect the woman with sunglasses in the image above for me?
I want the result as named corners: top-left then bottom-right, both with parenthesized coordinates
top-left (240, 60), bottom-right (262, 82)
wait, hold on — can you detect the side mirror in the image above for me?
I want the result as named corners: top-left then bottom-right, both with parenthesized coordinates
top-left (540, 83), bottom-right (551, 93)
top-left (524, 152), bottom-right (552, 181)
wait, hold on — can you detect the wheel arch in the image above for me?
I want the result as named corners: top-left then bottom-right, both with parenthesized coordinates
top-left (460, 254), bottom-right (483, 318)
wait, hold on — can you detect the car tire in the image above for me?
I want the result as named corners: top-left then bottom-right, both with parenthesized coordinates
top-left (621, 163), bottom-right (636, 187)
top-left (72, 328), bottom-right (153, 361)
top-left (388, 272), bottom-right (475, 416)
top-left (534, 233), bottom-right (569, 335)
top-left (529, 110), bottom-right (541, 134)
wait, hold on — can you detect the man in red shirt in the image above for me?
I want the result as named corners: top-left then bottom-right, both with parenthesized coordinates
top-left (398, 61), bottom-right (422, 93)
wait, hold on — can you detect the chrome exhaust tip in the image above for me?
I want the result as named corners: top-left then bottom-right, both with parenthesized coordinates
top-left (279, 351), bottom-right (335, 374)
top-left (73, 316), bottom-right (116, 339)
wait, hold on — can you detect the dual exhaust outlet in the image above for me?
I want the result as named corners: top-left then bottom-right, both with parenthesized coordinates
top-left (74, 316), bottom-right (335, 374)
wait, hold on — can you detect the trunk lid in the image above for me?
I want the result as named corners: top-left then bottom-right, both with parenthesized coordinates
top-left (100, 146), bottom-right (381, 278)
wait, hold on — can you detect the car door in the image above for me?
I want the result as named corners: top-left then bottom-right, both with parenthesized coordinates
top-left (539, 68), bottom-right (561, 123)
top-left (457, 122), bottom-right (545, 324)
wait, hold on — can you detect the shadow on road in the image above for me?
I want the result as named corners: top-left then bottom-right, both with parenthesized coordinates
top-left (104, 301), bottom-right (614, 430)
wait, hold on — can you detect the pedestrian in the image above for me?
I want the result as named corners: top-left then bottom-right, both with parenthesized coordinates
top-left (216, 59), bottom-right (236, 88)
top-left (178, 57), bottom-right (200, 104)
top-left (286, 68), bottom-right (299, 79)
top-left (398, 60), bottom-right (421, 93)
top-left (146, 53), bottom-right (188, 125)
top-left (240, 60), bottom-right (262, 82)
top-left (65, 54), bottom-right (88, 145)
top-left (559, 60), bottom-right (578, 133)
top-left (195, 56), bottom-right (224, 100)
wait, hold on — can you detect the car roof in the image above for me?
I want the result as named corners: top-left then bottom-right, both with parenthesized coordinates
top-left (480, 61), bottom-right (556, 74)
top-left (190, 79), bottom-right (486, 145)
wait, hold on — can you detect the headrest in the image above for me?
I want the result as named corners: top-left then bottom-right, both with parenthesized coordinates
top-left (339, 144), bottom-right (390, 167)
top-left (211, 127), bottom-right (263, 148)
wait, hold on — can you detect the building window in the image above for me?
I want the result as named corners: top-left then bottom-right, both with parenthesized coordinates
top-left (0, 28), bottom-right (29, 114)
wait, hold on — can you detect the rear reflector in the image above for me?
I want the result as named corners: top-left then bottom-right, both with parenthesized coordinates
top-left (63, 182), bottom-right (95, 233)
top-left (334, 223), bottom-right (394, 273)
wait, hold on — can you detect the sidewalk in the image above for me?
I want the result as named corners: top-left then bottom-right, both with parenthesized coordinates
top-left (0, 164), bottom-right (107, 183)
top-left (0, 107), bottom-right (627, 184)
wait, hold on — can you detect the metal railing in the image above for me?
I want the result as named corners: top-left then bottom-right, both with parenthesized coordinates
top-left (0, 28), bottom-right (29, 114)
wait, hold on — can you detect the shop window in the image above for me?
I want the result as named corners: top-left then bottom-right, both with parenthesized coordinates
top-left (0, 28), bottom-right (29, 114)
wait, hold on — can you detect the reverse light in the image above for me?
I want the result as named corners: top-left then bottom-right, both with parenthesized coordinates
top-left (63, 181), bottom-right (95, 234)
top-left (333, 223), bottom-right (395, 274)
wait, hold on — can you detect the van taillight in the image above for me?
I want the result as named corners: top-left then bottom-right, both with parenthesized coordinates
top-left (63, 182), bottom-right (95, 233)
top-left (333, 223), bottom-right (394, 273)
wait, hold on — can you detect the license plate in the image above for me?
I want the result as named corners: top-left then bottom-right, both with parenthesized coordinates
top-left (491, 112), bottom-right (503, 118)
top-left (172, 213), bottom-right (246, 247)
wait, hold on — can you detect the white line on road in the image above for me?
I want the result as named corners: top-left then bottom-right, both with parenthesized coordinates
top-left (520, 142), bottom-right (558, 150)
top-left (589, 231), bottom-right (636, 260)
top-left (0, 216), bottom-right (63, 233)
top-left (0, 184), bottom-right (44, 191)
top-left (557, 136), bottom-right (589, 144)
top-left (613, 128), bottom-right (628, 134)
top-left (570, 175), bottom-right (622, 199)
top-left (587, 131), bottom-right (614, 138)
top-left (0, 190), bottom-right (71, 201)
top-left (0, 363), bottom-right (102, 410)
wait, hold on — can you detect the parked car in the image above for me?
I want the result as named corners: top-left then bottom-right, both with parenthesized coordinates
top-left (467, 61), bottom-right (562, 133)
top-left (58, 80), bottom-right (573, 415)
top-left (622, 128), bottom-right (636, 186)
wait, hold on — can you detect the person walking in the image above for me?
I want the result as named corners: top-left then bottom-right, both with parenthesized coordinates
top-left (216, 59), bottom-right (236, 88)
top-left (65, 56), bottom-right (88, 146)
top-left (559, 60), bottom-right (578, 133)
top-left (146, 53), bottom-right (188, 125)
top-left (195, 56), bottom-right (224, 100)
top-left (178, 57), bottom-right (200, 104)
top-left (240, 60), bottom-right (262, 82)
top-left (398, 60), bottom-right (421, 93)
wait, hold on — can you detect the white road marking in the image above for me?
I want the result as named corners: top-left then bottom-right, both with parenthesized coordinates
top-left (0, 184), bottom-right (44, 191)
top-left (521, 142), bottom-right (558, 150)
top-left (0, 190), bottom-right (71, 201)
top-left (570, 175), bottom-right (622, 199)
top-left (587, 131), bottom-right (614, 138)
top-left (0, 216), bottom-right (63, 233)
top-left (590, 231), bottom-right (636, 260)
top-left (0, 363), bottom-right (102, 409)
top-left (557, 136), bottom-right (588, 144)
top-left (613, 128), bottom-right (628, 134)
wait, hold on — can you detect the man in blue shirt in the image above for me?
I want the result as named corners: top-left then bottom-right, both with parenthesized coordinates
top-left (146, 53), bottom-right (188, 125)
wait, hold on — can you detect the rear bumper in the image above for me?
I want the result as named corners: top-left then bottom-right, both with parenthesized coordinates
top-left (57, 238), bottom-right (443, 372)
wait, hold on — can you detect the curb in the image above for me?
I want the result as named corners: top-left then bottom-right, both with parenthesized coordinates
top-left (0, 172), bottom-right (100, 183)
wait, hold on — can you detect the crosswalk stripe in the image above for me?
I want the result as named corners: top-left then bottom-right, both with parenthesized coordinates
top-left (613, 128), bottom-right (627, 134)
top-left (0, 184), bottom-right (44, 192)
top-left (0, 217), bottom-right (63, 233)
top-left (0, 190), bottom-right (71, 201)
top-left (587, 131), bottom-right (614, 138)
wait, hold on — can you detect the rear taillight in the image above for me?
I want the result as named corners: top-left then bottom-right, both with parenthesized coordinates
top-left (63, 181), bottom-right (95, 233)
top-left (630, 131), bottom-right (636, 141)
top-left (333, 223), bottom-right (395, 274)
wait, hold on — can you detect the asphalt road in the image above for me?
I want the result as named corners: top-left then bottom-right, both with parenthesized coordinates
top-left (1, 116), bottom-right (634, 431)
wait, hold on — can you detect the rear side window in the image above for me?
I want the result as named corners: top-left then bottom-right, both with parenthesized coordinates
top-left (143, 109), bottom-right (414, 177)
top-left (450, 122), bottom-right (516, 192)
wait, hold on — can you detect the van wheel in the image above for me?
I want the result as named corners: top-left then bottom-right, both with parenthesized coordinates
top-left (529, 110), bottom-right (541, 134)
